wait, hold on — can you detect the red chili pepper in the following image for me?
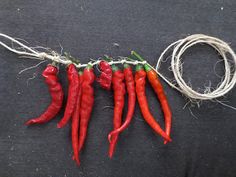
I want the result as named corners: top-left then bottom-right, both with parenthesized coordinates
top-left (132, 51), bottom-right (172, 144)
top-left (78, 65), bottom-right (95, 151)
top-left (135, 64), bottom-right (171, 142)
top-left (57, 64), bottom-right (80, 128)
top-left (25, 64), bottom-right (63, 125)
top-left (96, 60), bottom-right (112, 90)
top-left (108, 65), bottom-right (126, 158)
top-left (71, 71), bottom-right (83, 166)
top-left (146, 67), bottom-right (172, 144)
top-left (108, 63), bottom-right (135, 143)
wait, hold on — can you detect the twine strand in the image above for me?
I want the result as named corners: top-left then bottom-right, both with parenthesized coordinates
top-left (0, 33), bottom-right (235, 102)
top-left (155, 34), bottom-right (236, 101)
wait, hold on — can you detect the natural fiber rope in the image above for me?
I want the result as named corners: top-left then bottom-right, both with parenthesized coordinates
top-left (155, 34), bottom-right (236, 100)
top-left (0, 33), bottom-right (235, 102)
top-left (0, 33), bottom-right (146, 68)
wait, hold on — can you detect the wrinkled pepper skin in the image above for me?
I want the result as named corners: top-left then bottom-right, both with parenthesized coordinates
top-left (108, 64), bottom-right (135, 143)
top-left (71, 72), bottom-right (83, 166)
top-left (97, 60), bottom-right (112, 90)
top-left (78, 66), bottom-right (95, 151)
top-left (57, 64), bottom-right (80, 128)
top-left (108, 65), bottom-right (126, 158)
top-left (135, 65), bottom-right (171, 142)
top-left (25, 64), bottom-right (64, 125)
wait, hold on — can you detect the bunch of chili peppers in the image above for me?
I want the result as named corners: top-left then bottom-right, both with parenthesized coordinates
top-left (25, 51), bottom-right (172, 166)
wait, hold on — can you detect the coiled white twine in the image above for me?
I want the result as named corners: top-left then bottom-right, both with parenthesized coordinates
top-left (0, 33), bottom-right (236, 104)
top-left (155, 34), bottom-right (236, 103)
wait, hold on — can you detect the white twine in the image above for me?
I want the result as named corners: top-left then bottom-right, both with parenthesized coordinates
top-left (155, 34), bottom-right (236, 101)
top-left (0, 33), bottom-right (146, 68)
top-left (0, 33), bottom-right (235, 103)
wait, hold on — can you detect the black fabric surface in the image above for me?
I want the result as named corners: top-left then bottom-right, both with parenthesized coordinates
top-left (0, 0), bottom-right (235, 177)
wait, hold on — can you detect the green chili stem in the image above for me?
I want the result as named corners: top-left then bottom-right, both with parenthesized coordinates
top-left (135, 64), bottom-right (143, 71)
top-left (131, 51), bottom-right (152, 71)
top-left (131, 51), bottom-right (145, 61)
top-left (112, 64), bottom-right (119, 72)
top-left (104, 55), bottom-right (112, 61)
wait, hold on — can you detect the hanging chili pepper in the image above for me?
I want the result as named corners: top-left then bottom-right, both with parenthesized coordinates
top-left (134, 64), bottom-right (171, 142)
top-left (96, 60), bottom-right (112, 90)
top-left (132, 51), bottom-right (172, 144)
top-left (78, 64), bottom-right (95, 151)
top-left (108, 63), bottom-right (135, 143)
top-left (109, 65), bottom-right (126, 158)
top-left (25, 64), bottom-right (64, 125)
top-left (71, 71), bottom-right (83, 166)
top-left (57, 64), bottom-right (80, 128)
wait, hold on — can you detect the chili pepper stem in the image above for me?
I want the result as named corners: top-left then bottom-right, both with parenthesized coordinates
top-left (131, 51), bottom-right (144, 61)
top-left (131, 51), bottom-right (151, 71)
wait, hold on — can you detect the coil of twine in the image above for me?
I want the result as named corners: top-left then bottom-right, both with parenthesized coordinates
top-left (154, 34), bottom-right (236, 102)
top-left (0, 33), bottom-right (235, 104)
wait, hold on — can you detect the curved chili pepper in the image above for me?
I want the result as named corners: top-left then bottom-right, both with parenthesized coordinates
top-left (71, 71), bottom-right (83, 166)
top-left (57, 64), bottom-right (80, 128)
top-left (108, 65), bottom-right (126, 158)
top-left (135, 64), bottom-right (171, 142)
top-left (132, 51), bottom-right (172, 144)
top-left (146, 67), bottom-right (172, 144)
top-left (25, 64), bottom-right (63, 125)
top-left (78, 65), bottom-right (95, 151)
top-left (108, 63), bottom-right (135, 143)
top-left (96, 60), bottom-right (112, 90)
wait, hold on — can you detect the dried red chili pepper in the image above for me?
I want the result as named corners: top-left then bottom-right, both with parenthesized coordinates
top-left (71, 71), bottom-right (83, 166)
top-left (57, 64), bottom-right (80, 128)
top-left (108, 65), bottom-right (126, 158)
top-left (108, 63), bottom-right (135, 143)
top-left (25, 64), bottom-right (63, 125)
top-left (132, 51), bottom-right (172, 144)
top-left (134, 64), bottom-right (171, 142)
top-left (96, 60), bottom-right (112, 90)
top-left (78, 65), bottom-right (95, 151)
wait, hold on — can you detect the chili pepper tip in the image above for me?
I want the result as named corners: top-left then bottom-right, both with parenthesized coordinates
top-left (72, 155), bottom-right (81, 166)
top-left (57, 123), bottom-right (63, 128)
top-left (108, 133), bottom-right (113, 143)
top-left (75, 159), bottom-right (81, 166)
top-left (25, 120), bottom-right (35, 125)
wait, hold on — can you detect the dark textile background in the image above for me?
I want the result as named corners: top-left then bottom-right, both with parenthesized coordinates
top-left (0, 0), bottom-right (235, 177)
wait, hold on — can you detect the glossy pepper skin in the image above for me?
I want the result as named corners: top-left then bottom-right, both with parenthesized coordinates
top-left (25, 64), bottom-right (63, 125)
top-left (108, 65), bottom-right (126, 158)
top-left (108, 64), bottom-right (135, 142)
top-left (97, 60), bottom-right (112, 90)
top-left (145, 66), bottom-right (172, 144)
top-left (57, 64), bottom-right (80, 128)
top-left (78, 65), bottom-right (95, 151)
top-left (135, 65), bottom-right (171, 142)
top-left (131, 51), bottom-right (172, 144)
top-left (71, 71), bottom-right (83, 166)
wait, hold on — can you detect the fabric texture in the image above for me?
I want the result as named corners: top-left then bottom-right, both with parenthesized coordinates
top-left (0, 0), bottom-right (235, 176)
